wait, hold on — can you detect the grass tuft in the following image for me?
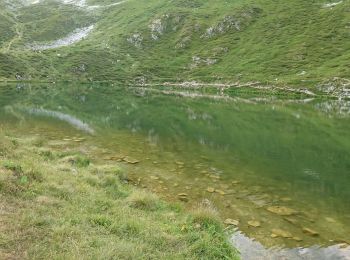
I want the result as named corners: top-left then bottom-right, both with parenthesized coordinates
top-left (189, 202), bottom-right (222, 232)
top-left (127, 190), bottom-right (161, 211)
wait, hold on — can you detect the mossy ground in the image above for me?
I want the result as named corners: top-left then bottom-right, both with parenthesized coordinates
top-left (0, 129), bottom-right (238, 259)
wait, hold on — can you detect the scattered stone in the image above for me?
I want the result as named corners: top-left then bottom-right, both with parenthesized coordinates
top-left (281, 197), bottom-right (292, 202)
top-left (271, 228), bottom-right (293, 238)
top-left (127, 33), bottom-right (143, 48)
top-left (178, 193), bottom-right (189, 202)
top-left (224, 218), bottom-right (239, 226)
top-left (247, 195), bottom-right (268, 207)
top-left (107, 155), bottom-right (125, 161)
top-left (284, 217), bottom-right (299, 226)
top-left (123, 157), bottom-right (140, 164)
top-left (325, 217), bottom-right (337, 223)
top-left (150, 176), bottom-right (159, 180)
top-left (174, 183), bottom-right (179, 187)
top-left (302, 227), bottom-right (319, 237)
top-left (248, 220), bottom-right (261, 228)
top-left (334, 239), bottom-right (350, 245)
top-left (292, 237), bottom-right (303, 242)
top-left (232, 180), bottom-right (240, 185)
top-left (207, 187), bottom-right (215, 193)
top-left (267, 206), bottom-right (297, 216)
top-left (194, 223), bottom-right (201, 229)
top-left (216, 189), bottom-right (226, 195)
top-left (339, 243), bottom-right (349, 249)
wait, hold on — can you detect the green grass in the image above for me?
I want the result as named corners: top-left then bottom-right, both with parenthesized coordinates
top-left (0, 0), bottom-right (349, 87)
top-left (0, 130), bottom-right (238, 259)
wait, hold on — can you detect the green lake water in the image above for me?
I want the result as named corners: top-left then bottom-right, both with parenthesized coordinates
top-left (0, 83), bottom-right (349, 259)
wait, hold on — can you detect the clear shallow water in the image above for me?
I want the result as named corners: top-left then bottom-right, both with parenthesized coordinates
top-left (0, 83), bottom-right (349, 259)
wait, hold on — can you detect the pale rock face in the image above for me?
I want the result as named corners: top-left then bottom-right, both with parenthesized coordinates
top-left (201, 8), bottom-right (261, 39)
top-left (149, 19), bottom-right (164, 40)
top-left (190, 56), bottom-right (217, 69)
top-left (323, 1), bottom-right (343, 8)
top-left (148, 14), bottom-right (182, 41)
top-left (175, 36), bottom-right (191, 49)
top-left (315, 100), bottom-right (350, 117)
top-left (316, 77), bottom-right (350, 99)
top-left (201, 16), bottom-right (242, 39)
top-left (127, 33), bottom-right (143, 48)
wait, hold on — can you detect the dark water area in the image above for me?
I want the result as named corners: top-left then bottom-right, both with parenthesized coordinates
top-left (0, 82), bottom-right (349, 259)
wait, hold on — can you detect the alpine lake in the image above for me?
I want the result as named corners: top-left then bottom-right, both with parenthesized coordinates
top-left (1, 82), bottom-right (349, 259)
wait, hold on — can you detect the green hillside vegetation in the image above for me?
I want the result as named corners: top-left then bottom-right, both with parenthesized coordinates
top-left (18, 2), bottom-right (93, 43)
top-left (0, 0), bottom-right (349, 85)
top-left (0, 13), bottom-right (15, 46)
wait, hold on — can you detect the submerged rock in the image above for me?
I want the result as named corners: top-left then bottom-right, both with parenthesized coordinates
top-left (284, 217), bottom-right (299, 226)
top-left (339, 243), bottom-right (349, 249)
top-left (267, 206), bottom-right (297, 216)
top-left (292, 236), bottom-right (303, 242)
top-left (281, 197), bottom-right (292, 202)
top-left (216, 189), bottom-right (226, 195)
top-left (224, 218), bottom-right (239, 226)
top-left (106, 155), bottom-right (125, 161)
top-left (248, 220), bottom-right (261, 228)
top-left (177, 193), bottom-right (189, 202)
top-left (207, 187), bottom-right (215, 193)
top-left (271, 228), bottom-right (293, 238)
top-left (325, 217), bottom-right (337, 223)
top-left (123, 157), bottom-right (140, 164)
top-left (302, 227), bottom-right (319, 236)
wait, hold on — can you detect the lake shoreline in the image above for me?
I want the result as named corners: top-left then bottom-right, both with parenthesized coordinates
top-left (0, 79), bottom-right (349, 100)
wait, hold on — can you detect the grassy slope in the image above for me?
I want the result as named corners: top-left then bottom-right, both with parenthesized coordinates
top-left (0, 130), bottom-right (238, 259)
top-left (0, 0), bottom-right (349, 85)
top-left (18, 2), bottom-right (94, 42)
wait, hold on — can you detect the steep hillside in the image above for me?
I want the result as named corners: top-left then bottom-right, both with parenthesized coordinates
top-left (0, 0), bottom-right (349, 88)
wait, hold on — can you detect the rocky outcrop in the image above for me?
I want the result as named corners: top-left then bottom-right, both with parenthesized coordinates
top-left (127, 33), bottom-right (143, 48)
top-left (149, 14), bottom-right (183, 41)
top-left (317, 77), bottom-right (350, 99)
top-left (201, 8), bottom-right (262, 39)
